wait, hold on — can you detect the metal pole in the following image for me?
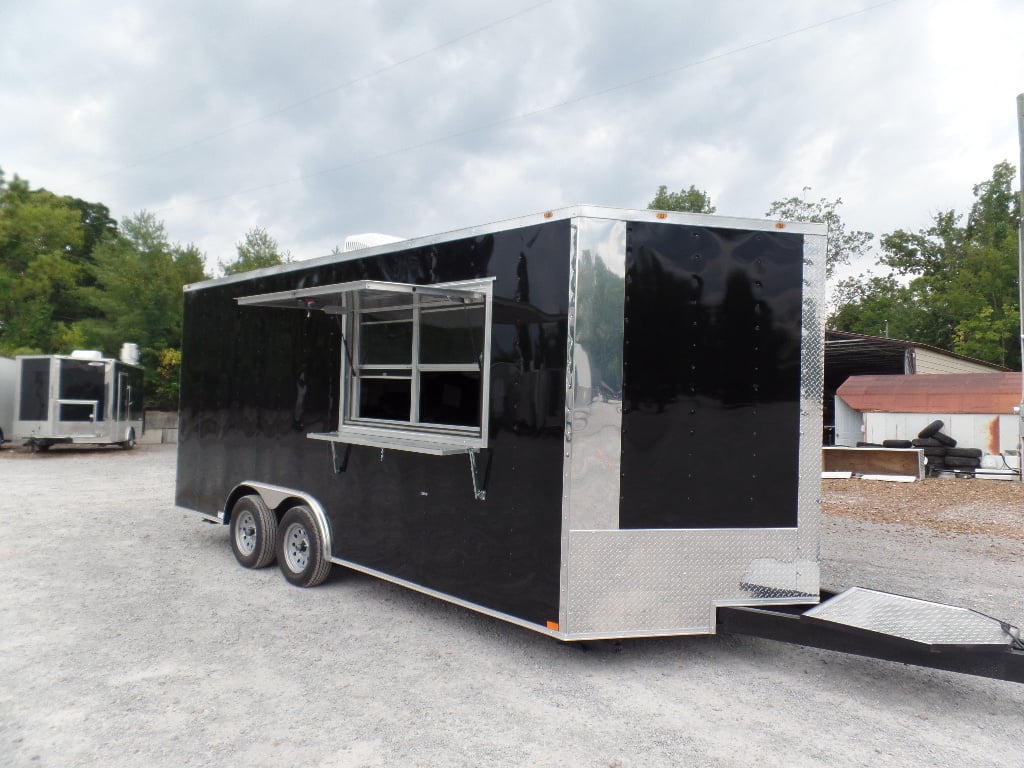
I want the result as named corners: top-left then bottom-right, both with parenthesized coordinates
top-left (1016, 94), bottom-right (1024, 480)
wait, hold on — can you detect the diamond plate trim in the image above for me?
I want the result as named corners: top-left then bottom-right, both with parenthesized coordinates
top-left (805, 587), bottom-right (1016, 648)
top-left (566, 529), bottom-right (816, 635)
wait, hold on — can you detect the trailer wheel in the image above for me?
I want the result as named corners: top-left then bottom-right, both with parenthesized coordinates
top-left (276, 505), bottom-right (331, 587)
top-left (230, 495), bottom-right (277, 569)
top-left (121, 428), bottom-right (136, 450)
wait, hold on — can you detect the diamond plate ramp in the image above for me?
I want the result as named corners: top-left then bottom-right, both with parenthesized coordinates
top-left (803, 587), bottom-right (1021, 652)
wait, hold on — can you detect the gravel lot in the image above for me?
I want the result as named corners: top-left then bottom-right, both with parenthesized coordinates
top-left (1, 444), bottom-right (1022, 768)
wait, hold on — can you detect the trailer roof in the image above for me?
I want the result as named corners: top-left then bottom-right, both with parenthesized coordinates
top-left (185, 205), bottom-right (827, 293)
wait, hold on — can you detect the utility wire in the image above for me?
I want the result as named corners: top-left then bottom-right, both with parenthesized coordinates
top-left (90, 0), bottom-right (553, 182)
top-left (157, 0), bottom-right (903, 216)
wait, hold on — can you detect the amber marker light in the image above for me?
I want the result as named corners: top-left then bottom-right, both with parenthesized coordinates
top-left (655, 212), bottom-right (668, 219)
top-left (775, 222), bottom-right (786, 229)
top-left (543, 211), bottom-right (554, 219)
top-left (546, 620), bottom-right (560, 631)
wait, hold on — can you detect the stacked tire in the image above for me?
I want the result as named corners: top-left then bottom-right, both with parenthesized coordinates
top-left (912, 436), bottom-right (949, 473)
top-left (914, 420), bottom-right (981, 475)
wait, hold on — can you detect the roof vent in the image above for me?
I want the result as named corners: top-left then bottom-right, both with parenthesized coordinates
top-left (120, 343), bottom-right (140, 366)
top-left (70, 350), bottom-right (104, 361)
top-left (342, 233), bottom-right (404, 252)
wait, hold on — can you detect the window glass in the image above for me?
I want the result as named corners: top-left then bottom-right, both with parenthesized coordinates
top-left (419, 306), bottom-right (484, 365)
top-left (59, 359), bottom-right (106, 422)
top-left (358, 376), bottom-right (411, 421)
top-left (19, 359), bottom-right (50, 421)
top-left (419, 371), bottom-right (481, 427)
top-left (359, 318), bottom-right (413, 365)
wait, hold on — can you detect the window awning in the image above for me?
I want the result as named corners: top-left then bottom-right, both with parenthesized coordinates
top-left (237, 278), bottom-right (493, 315)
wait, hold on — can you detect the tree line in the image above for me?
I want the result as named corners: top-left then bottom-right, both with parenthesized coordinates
top-left (0, 168), bottom-right (289, 408)
top-left (651, 163), bottom-right (1022, 369)
top-left (2, 161), bottom-right (1019, 410)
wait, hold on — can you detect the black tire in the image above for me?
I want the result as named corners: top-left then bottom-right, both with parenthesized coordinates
top-left (912, 437), bottom-right (942, 447)
top-left (933, 431), bottom-right (957, 447)
top-left (230, 494), bottom-right (277, 569)
top-left (121, 428), bottom-right (136, 450)
top-left (918, 420), bottom-right (944, 439)
top-left (277, 505), bottom-right (331, 587)
top-left (944, 456), bottom-right (981, 468)
top-left (921, 447), bottom-right (947, 457)
top-left (856, 442), bottom-right (884, 448)
top-left (882, 439), bottom-right (913, 448)
top-left (945, 447), bottom-right (982, 459)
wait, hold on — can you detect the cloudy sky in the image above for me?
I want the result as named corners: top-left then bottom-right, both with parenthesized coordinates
top-left (2, 0), bottom-right (1022, 278)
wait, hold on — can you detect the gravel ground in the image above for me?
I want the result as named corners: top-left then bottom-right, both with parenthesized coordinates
top-left (1, 444), bottom-right (1022, 768)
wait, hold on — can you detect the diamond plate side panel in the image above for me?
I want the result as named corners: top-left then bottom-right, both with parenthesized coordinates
top-left (566, 529), bottom-right (816, 636)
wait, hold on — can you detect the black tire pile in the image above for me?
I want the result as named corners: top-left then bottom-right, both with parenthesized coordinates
top-left (902, 419), bottom-right (982, 476)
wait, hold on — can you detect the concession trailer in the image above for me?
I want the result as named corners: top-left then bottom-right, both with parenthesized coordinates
top-left (177, 206), bottom-right (1022, 682)
top-left (12, 348), bottom-right (144, 451)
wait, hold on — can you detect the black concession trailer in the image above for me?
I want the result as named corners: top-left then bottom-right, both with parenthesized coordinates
top-left (177, 206), bottom-right (1022, 681)
top-left (13, 350), bottom-right (144, 451)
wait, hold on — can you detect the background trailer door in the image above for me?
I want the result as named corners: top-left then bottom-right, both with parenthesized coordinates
top-left (176, 206), bottom-right (827, 639)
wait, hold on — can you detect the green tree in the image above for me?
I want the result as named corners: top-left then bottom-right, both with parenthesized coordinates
top-left (75, 211), bottom-right (209, 408)
top-left (220, 226), bottom-right (291, 275)
top-left (832, 162), bottom-right (1021, 368)
top-left (647, 185), bottom-right (716, 214)
top-left (828, 274), bottom-right (919, 338)
top-left (766, 196), bottom-right (873, 281)
top-left (0, 173), bottom-right (92, 353)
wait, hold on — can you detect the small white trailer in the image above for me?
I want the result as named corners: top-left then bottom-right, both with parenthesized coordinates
top-left (12, 347), bottom-right (144, 451)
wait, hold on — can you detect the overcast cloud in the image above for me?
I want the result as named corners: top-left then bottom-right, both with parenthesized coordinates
top-left (2, 0), bottom-right (1022, 277)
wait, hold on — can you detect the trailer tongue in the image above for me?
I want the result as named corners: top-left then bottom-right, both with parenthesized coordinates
top-left (718, 587), bottom-right (1024, 683)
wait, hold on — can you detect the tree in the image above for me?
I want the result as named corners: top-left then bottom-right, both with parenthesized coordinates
top-left (831, 162), bottom-right (1021, 368)
top-left (647, 185), bottom-right (716, 214)
top-left (0, 174), bottom-right (91, 353)
top-left (220, 226), bottom-right (291, 275)
top-left (75, 211), bottom-right (209, 408)
top-left (766, 196), bottom-right (873, 281)
top-left (827, 274), bottom-right (919, 338)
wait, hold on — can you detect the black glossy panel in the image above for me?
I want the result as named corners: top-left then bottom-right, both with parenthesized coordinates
top-left (176, 220), bottom-right (570, 626)
top-left (620, 223), bottom-right (804, 529)
top-left (19, 359), bottom-right (49, 421)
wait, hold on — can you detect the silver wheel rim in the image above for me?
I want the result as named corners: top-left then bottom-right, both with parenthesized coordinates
top-left (283, 521), bottom-right (310, 573)
top-left (235, 509), bottom-right (257, 556)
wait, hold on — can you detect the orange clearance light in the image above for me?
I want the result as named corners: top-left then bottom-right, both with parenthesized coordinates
top-left (655, 212), bottom-right (668, 220)
top-left (543, 211), bottom-right (554, 219)
top-left (775, 222), bottom-right (786, 229)
top-left (546, 620), bottom-right (560, 631)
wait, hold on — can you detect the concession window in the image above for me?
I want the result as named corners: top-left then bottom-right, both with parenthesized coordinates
top-left (238, 278), bottom-right (495, 459)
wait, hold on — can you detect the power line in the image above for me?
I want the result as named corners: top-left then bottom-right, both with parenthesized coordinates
top-left (90, 0), bottom-right (554, 182)
top-left (158, 0), bottom-right (903, 216)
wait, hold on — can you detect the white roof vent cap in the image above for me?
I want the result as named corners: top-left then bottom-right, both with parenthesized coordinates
top-left (70, 350), bottom-right (104, 360)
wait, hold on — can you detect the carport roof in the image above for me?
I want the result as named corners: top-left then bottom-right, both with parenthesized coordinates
top-left (837, 373), bottom-right (1023, 414)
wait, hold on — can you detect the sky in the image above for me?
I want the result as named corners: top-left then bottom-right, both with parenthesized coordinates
top-left (2, 0), bottom-right (1023, 280)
